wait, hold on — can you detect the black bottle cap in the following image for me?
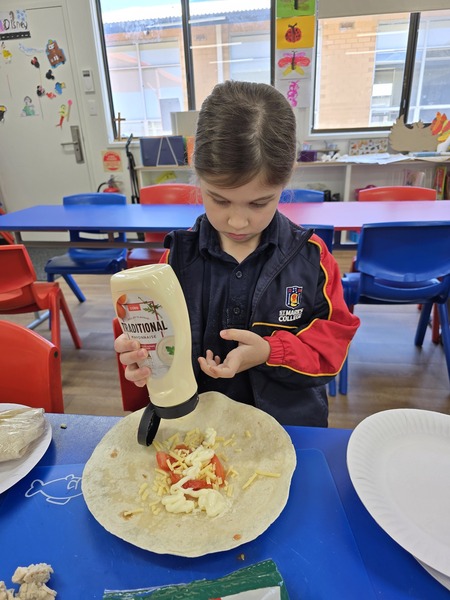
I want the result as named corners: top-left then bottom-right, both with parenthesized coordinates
top-left (137, 392), bottom-right (199, 446)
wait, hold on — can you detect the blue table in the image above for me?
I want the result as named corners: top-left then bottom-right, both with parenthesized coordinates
top-left (0, 413), bottom-right (448, 599)
top-left (0, 201), bottom-right (449, 248)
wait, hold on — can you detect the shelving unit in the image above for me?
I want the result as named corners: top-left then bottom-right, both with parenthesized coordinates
top-left (136, 158), bottom-right (447, 201)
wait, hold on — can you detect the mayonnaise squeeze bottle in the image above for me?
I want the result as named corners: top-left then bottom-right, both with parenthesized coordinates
top-left (111, 264), bottom-right (199, 445)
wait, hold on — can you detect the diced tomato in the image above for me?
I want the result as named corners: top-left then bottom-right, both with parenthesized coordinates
top-left (174, 444), bottom-right (189, 451)
top-left (182, 479), bottom-right (212, 490)
top-left (169, 472), bottom-right (181, 484)
top-left (211, 454), bottom-right (226, 485)
top-left (156, 451), bottom-right (173, 471)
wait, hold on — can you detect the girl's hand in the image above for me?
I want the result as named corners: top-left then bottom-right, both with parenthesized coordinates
top-left (198, 329), bottom-right (270, 379)
top-left (114, 333), bottom-right (150, 387)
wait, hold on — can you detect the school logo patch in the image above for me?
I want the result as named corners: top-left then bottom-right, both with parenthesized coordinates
top-left (285, 285), bottom-right (303, 308)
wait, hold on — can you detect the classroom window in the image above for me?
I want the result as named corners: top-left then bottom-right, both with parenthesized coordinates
top-left (313, 10), bottom-right (450, 132)
top-left (96, 0), bottom-right (271, 139)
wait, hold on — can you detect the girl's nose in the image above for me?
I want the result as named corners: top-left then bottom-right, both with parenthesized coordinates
top-left (228, 211), bottom-right (249, 230)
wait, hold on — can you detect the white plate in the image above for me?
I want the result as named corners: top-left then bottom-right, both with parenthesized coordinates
top-left (0, 403), bottom-right (52, 495)
top-left (417, 559), bottom-right (450, 592)
top-left (347, 408), bottom-right (450, 578)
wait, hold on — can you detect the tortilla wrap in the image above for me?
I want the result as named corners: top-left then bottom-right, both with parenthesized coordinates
top-left (82, 392), bottom-right (296, 557)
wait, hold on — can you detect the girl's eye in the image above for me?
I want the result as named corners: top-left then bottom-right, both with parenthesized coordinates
top-left (213, 198), bottom-right (229, 206)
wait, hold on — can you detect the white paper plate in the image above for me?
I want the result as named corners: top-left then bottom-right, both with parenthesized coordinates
top-left (417, 559), bottom-right (450, 592)
top-left (0, 403), bottom-right (52, 495)
top-left (347, 408), bottom-right (450, 579)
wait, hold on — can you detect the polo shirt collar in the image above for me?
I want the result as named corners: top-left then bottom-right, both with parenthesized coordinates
top-left (199, 212), bottom-right (279, 259)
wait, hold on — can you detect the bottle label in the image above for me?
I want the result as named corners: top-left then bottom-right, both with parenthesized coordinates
top-left (116, 293), bottom-right (174, 379)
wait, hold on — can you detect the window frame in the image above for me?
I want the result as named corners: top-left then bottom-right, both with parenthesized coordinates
top-left (312, 11), bottom-right (431, 134)
top-left (95, 0), bottom-right (275, 140)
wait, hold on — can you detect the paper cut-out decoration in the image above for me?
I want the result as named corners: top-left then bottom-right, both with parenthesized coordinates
top-left (21, 96), bottom-right (37, 117)
top-left (286, 80), bottom-right (300, 107)
top-left (45, 69), bottom-right (55, 80)
top-left (54, 82), bottom-right (65, 95)
top-left (1, 42), bottom-right (12, 63)
top-left (430, 112), bottom-right (450, 152)
top-left (277, 0), bottom-right (315, 17)
top-left (56, 104), bottom-right (67, 128)
top-left (46, 92), bottom-right (57, 99)
top-left (31, 56), bottom-right (40, 68)
top-left (0, 105), bottom-right (7, 123)
top-left (36, 85), bottom-right (45, 97)
top-left (276, 16), bottom-right (315, 49)
top-left (278, 79), bottom-right (311, 109)
top-left (66, 99), bottom-right (72, 122)
top-left (46, 39), bottom-right (66, 68)
top-left (277, 50), bottom-right (311, 77)
top-left (389, 115), bottom-right (438, 152)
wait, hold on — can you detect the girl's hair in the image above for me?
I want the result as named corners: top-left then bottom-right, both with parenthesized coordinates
top-left (193, 80), bottom-right (296, 188)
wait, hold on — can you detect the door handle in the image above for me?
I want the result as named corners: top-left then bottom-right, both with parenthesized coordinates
top-left (60, 125), bottom-right (84, 164)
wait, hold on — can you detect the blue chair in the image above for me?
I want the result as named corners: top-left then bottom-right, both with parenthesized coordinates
top-left (45, 193), bottom-right (128, 302)
top-left (303, 224), bottom-right (338, 397)
top-left (281, 188), bottom-right (324, 203)
top-left (341, 221), bottom-right (450, 393)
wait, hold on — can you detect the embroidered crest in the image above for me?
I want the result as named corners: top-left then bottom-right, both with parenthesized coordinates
top-left (285, 285), bottom-right (303, 308)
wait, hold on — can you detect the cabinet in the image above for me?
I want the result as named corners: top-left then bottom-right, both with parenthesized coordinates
top-left (136, 158), bottom-right (447, 201)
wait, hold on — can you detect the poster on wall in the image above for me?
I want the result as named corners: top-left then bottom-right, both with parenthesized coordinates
top-left (276, 0), bottom-right (315, 18)
top-left (0, 9), bottom-right (30, 40)
top-left (276, 15), bottom-right (315, 49)
top-left (276, 48), bottom-right (312, 79)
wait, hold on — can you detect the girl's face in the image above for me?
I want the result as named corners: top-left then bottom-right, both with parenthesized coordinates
top-left (199, 176), bottom-right (283, 259)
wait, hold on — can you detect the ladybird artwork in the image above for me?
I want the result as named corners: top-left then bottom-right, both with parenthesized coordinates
top-left (46, 39), bottom-right (66, 68)
top-left (276, 15), bottom-right (315, 50)
top-left (285, 23), bottom-right (302, 44)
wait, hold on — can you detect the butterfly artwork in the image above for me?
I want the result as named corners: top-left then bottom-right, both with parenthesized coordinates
top-left (278, 50), bottom-right (311, 77)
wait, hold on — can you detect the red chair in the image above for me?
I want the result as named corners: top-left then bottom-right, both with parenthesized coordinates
top-left (0, 320), bottom-right (64, 412)
top-left (127, 184), bottom-right (201, 268)
top-left (0, 207), bottom-right (15, 245)
top-left (0, 245), bottom-right (82, 350)
top-left (113, 317), bottom-right (148, 411)
top-left (358, 186), bottom-right (437, 201)
top-left (355, 185), bottom-right (440, 342)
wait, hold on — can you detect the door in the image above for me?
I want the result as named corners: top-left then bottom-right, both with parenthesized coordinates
top-left (0, 1), bottom-right (94, 238)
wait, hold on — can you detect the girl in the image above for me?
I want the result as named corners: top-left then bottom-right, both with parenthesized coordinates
top-left (115, 80), bottom-right (359, 426)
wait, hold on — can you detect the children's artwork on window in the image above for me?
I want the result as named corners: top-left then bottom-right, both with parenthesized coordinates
top-left (0, 105), bottom-right (7, 123)
top-left (46, 39), bottom-right (65, 68)
top-left (278, 78), bottom-right (311, 109)
top-left (276, 48), bottom-right (312, 79)
top-left (277, 0), bottom-right (315, 18)
top-left (276, 16), bottom-right (315, 50)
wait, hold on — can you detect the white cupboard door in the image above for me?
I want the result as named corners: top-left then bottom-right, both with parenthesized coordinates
top-left (0, 2), bottom-right (94, 239)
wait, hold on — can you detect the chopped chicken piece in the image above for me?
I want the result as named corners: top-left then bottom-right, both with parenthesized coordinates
top-left (15, 583), bottom-right (56, 600)
top-left (12, 564), bottom-right (53, 586)
top-left (0, 581), bottom-right (15, 600)
top-left (3, 564), bottom-right (58, 599)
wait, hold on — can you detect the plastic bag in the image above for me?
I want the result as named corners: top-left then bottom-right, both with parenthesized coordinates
top-left (0, 408), bottom-right (46, 463)
top-left (103, 560), bottom-right (289, 600)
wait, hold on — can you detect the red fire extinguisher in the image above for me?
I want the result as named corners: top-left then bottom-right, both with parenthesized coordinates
top-left (97, 175), bottom-right (121, 193)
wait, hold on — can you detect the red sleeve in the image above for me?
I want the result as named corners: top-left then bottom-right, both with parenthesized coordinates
top-left (264, 239), bottom-right (360, 377)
